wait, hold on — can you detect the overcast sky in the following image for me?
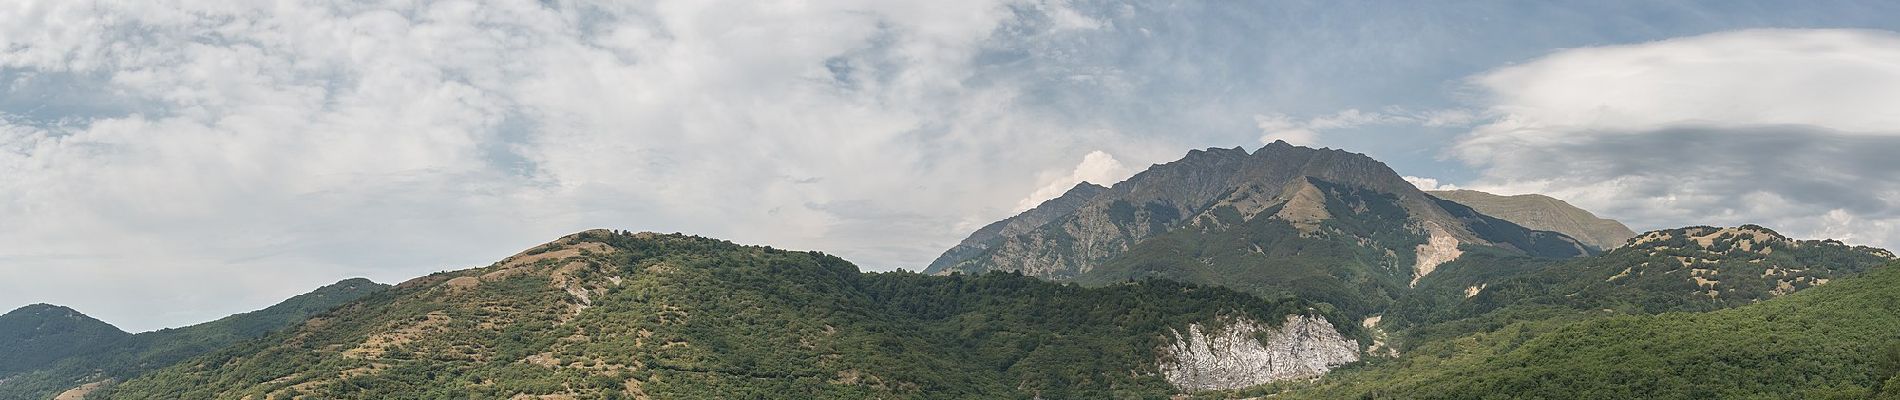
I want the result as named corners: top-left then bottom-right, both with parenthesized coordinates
top-left (6, 0), bottom-right (1900, 332)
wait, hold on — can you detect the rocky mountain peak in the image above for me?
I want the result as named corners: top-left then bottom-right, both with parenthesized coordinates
top-left (929, 142), bottom-right (1590, 320)
top-left (1062, 181), bottom-right (1108, 198)
top-left (923, 182), bottom-right (1110, 273)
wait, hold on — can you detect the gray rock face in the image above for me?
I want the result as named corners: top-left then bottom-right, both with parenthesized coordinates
top-left (1159, 314), bottom-right (1360, 392)
top-left (923, 182), bottom-right (1106, 274)
top-left (937, 142), bottom-right (1510, 278)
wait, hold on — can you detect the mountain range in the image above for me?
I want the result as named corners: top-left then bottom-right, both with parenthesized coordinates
top-left (927, 142), bottom-right (1590, 321)
top-left (1425, 189), bottom-right (1636, 251)
top-left (4, 142), bottom-right (1896, 399)
top-left (0, 279), bottom-right (388, 399)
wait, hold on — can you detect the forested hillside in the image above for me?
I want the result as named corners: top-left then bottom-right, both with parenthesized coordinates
top-left (1386, 225), bottom-right (1895, 344)
top-left (99, 230), bottom-right (1347, 399)
top-left (0, 305), bottom-right (128, 379)
top-left (0, 279), bottom-right (387, 399)
top-left (1278, 258), bottom-right (1900, 399)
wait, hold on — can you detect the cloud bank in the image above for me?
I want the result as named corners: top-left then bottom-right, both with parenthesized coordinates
top-left (0, 0), bottom-right (1132, 331)
top-left (1453, 29), bottom-right (1900, 249)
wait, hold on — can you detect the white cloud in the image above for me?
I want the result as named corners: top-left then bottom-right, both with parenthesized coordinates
top-left (1470, 29), bottom-right (1900, 135)
top-left (1254, 113), bottom-right (1319, 146)
top-left (1403, 176), bottom-right (1458, 191)
top-left (1014, 150), bottom-right (1132, 211)
top-left (1039, 0), bottom-right (1105, 31)
top-left (0, 0), bottom-right (1135, 331)
top-left (7, 3), bottom-right (1898, 333)
top-left (1453, 29), bottom-right (1900, 249)
top-left (1256, 107), bottom-right (1477, 146)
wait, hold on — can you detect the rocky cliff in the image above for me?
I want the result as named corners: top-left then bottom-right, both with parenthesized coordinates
top-left (1159, 314), bottom-right (1360, 392)
top-left (930, 143), bottom-right (1590, 322)
top-left (924, 182), bottom-right (1105, 274)
top-left (934, 142), bottom-right (1588, 280)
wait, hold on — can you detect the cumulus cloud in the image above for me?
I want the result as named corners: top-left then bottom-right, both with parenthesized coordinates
top-left (1403, 176), bottom-right (1458, 191)
top-left (1453, 29), bottom-right (1900, 250)
top-left (1014, 150), bottom-right (1132, 211)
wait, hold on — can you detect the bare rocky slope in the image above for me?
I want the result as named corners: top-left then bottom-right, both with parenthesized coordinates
top-left (1427, 189), bottom-right (1637, 251)
top-left (926, 182), bottom-right (1106, 272)
top-left (927, 142), bottom-right (1589, 319)
top-left (1160, 314), bottom-right (1359, 392)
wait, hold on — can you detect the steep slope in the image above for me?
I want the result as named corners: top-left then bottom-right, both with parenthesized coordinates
top-left (1427, 189), bottom-right (1636, 250)
top-left (0, 305), bottom-right (129, 379)
top-left (932, 143), bottom-right (1588, 319)
top-left (0, 278), bottom-right (388, 399)
top-left (1285, 258), bottom-right (1900, 399)
top-left (101, 230), bottom-right (1365, 399)
top-left (924, 182), bottom-right (1106, 274)
top-left (1385, 225), bottom-right (1897, 338)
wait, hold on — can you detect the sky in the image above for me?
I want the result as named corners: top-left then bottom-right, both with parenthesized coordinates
top-left (5, 0), bottom-right (1900, 332)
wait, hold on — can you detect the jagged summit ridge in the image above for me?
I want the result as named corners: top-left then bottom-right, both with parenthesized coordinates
top-left (923, 142), bottom-right (1598, 327)
top-left (931, 142), bottom-right (1588, 280)
top-left (924, 183), bottom-right (1107, 273)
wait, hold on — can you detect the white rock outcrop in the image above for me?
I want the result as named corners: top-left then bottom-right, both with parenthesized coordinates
top-left (1411, 222), bottom-right (1463, 286)
top-left (1159, 314), bottom-right (1360, 392)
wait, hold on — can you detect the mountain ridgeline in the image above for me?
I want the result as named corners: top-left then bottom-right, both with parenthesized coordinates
top-left (8, 142), bottom-right (1899, 399)
top-left (926, 142), bottom-right (1590, 319)
top-left (1426, 189), bottom-right (1637, 251)
top-left (0, 278), bottom-right (389, 400)
top-left (98, 231), bottom-right (1360, 399)
top-left (85, 226), bottom-right (1899, 399)
top-left (1387, 225), bottom-right (1897, 343)
top-left (0, 305), bottom-right (129, 379)
top-left (1292, 257), bottom-right (1900, 399)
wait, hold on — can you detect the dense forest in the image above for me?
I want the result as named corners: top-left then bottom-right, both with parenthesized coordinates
top-left (1277, 258), bottom-right (1900, 399)
top-left (0, 279), bottom-right (388, 399)
top-left (1386, 225), bottom-right (1894, 345)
